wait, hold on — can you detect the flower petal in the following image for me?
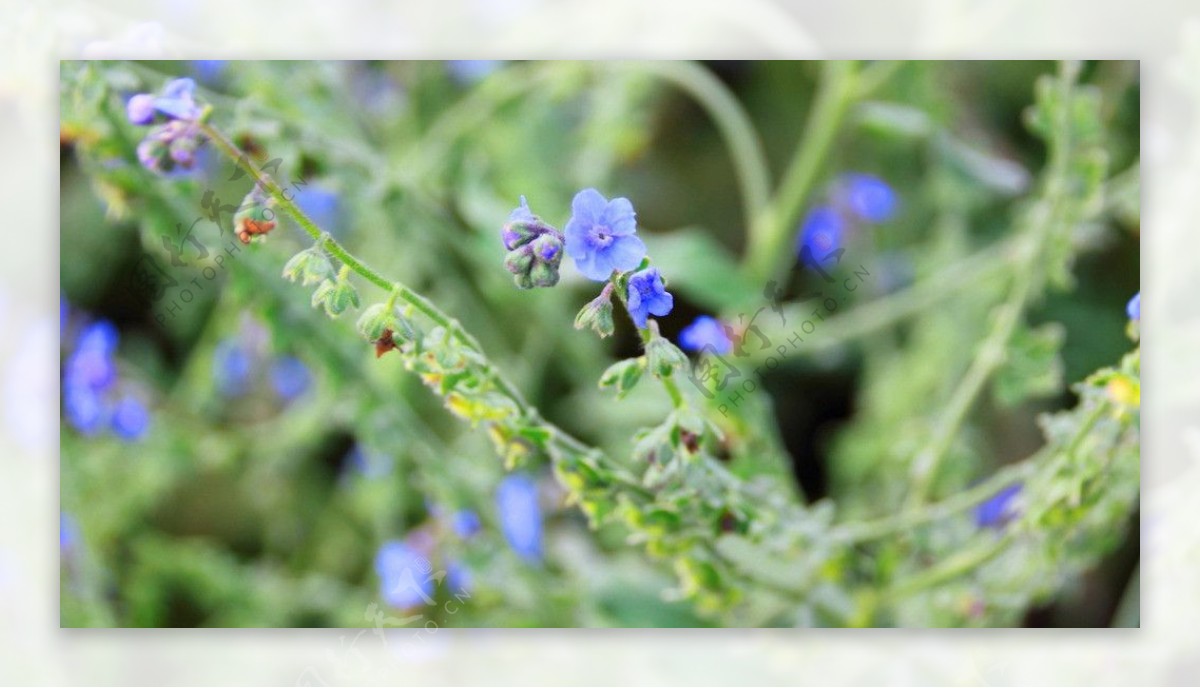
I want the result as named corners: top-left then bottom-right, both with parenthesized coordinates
top-left (570, 188), bottom-right (607, 227)
top-left (601, 197), bottom-right (637, 235)
top-left (607, 234), bottom-right (647, 273)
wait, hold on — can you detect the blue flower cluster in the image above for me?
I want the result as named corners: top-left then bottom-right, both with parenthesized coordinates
top-left (1126, 292), bottom-right (1140, 322)
top-left (212, 331), bottom-right (311, 405)
top-left (504, 189), bottom-right (674, 331)
top-left (62, 318), bottom-right (150, 441)
top-left (126, 77), bottom-right (206, 175)
top-left (797, 173), bottom-right (896, 269)
top-left (374, 505), bottom-right (482, 609)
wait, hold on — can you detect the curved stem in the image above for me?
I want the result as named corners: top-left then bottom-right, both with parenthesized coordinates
top-left (198, 120), bottom-right (533, 417)
top-left (626, 61), bottom-right (771, 229)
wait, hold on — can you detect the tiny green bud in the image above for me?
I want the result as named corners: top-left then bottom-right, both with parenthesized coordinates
top-left (646, 333), bottom-right (688, 377)
top-left (311, 272), bottom-right (360, 317)
top-left (282, 245), bottom-right (335, 286)
top-left (529, 260), bottom-right (560, 288)
top-left (574, 285), bottom-right (615, 338)
top-left (598, 357), bottom-right (646, 399)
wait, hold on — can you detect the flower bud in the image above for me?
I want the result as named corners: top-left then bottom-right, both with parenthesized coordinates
top-left (282, 245), bottom-right (335, 286)
top-left (598, 357), bottom-right (645, 398)
top-left (574, 287), bottom-right (615, 338)
top-left (646, 333), bottom-right (688, 377)
top-left (127, 93), bottom-right (156, 125)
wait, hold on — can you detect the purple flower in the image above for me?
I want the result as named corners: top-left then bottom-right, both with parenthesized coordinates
top-left (270, 356), bottom-right (311, 402)
top-left (496, 474), bottom-right (543, 563)
top-left (1127, 292), bottom-right (1140, 321)
top-left (840, 173), bottom-right (896, 223)
top-left (975, 483), bottom-right (1022, 529)
top-left (625, 268), bottom-right (673, 329)
top-left (564, 188), bottom-right (647, 282)
top-left (63, 319), bottom-right (119, 435)
top-left (375, 541), bottom-right (434, 609)
top-left (126, 93), bottom-right (156, 125)
top-left (678, 315), bottom-right (732, 355)
top-left (111, 395), bottom-right (150, 441)
top-left (796, 205), bottom-right (845, 269)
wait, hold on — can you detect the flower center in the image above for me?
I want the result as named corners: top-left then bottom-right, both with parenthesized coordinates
top-left (591, 225), bottom-right (614, 248)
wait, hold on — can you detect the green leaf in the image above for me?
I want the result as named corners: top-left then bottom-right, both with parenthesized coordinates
top-left (598, 357), bottom-right (646, 399)
top-left (994, 322), bottom-right (1066, 406)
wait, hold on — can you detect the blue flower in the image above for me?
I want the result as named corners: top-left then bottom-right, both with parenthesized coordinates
top-left (294, 183), bottom-right (341, 236)
top-left (451, 510), bottom-right (482, 539)
top-left (212, 339), bottom-right (252, 397)
top-left (446, 60), bottom-right (503, 84)
top-left (796, 205), bottom-right (845, 268)
top-left (678, 315), bottom-right (732, 355)
top-left (60, 512), bottom-right (79, 553)
top-left (63, 385), bottom-right (107, 435)
top-left (153, 77), bottom-right (201, 121)
top-left (126, 93), bottom-right (156, 125)
top-left (375, 540), bottom-right (434, 609)
top-left (841, 173), bottom-right (896, 223)
top-left (191, 60), bottom-right (227, 83)
top-left (564, 188), bottom-right (647, 282)
top-left (1126, 292), bottom-right (1140, 321)
top-left (496, 474), bottom-right (543, 562)
top-left (270, 356), bottom-right (311, 402)
top-left (446, 561), bottom-right (472, 594)
top-left (111, 395), bottom-right (150, 441)
top-left (975, 483), bottom-right (1022, 529)
top-left (625, 268), bottom-right (674, 329)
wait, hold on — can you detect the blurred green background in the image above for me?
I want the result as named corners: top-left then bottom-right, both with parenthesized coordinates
top-left (59, 60), bottom-right (1139, 627)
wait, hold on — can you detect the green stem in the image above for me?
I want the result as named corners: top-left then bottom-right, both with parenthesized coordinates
top-left (627, 61), bottom-right (771, 229)
top-left (904, 61), bottom-right (1079, 506)
top-left (743, 61), bottom-right (858, 284)
top-left (833, 460), bottom-right (1034, 543)
top-left (883, 533), bottom-right (1015, 601)
top-left (198, 120), bottom-right (533, 418)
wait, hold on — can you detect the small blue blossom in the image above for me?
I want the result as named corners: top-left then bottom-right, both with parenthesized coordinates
top-left (76, 320), bottom-right (119, 356)
top-left (796, 205), bottom-right (845, 268)
top-left (126, 93), bottom-right (156, 125)
top-left (1126, 292), bottom-right (1140, 321)
top-left (446, 60), bottom-right (503, 84)
top-left (678, 315), bottom-right (732, 355)
top-left (213, 339), bottom-right (252, 397)
top-left (841, 173), bottom-right (896, 223)
top-left (564, 188), bottom-right (647, 282)
top-left (451, 510), bottom-right (482, 539)
top-left (60, 512), bottom-right (79, 553)
top-left (625, 268), bottom-right (674, 329)
top-left (111, 395), bottom-right (150, 441)
top-left (446, 561), bottom-right (472, 594)
top-left (153, 77), bottom-right (201, 121)
top-left (190, 60), bottom-right (227, 84)
top-left (975, 483), bottom-right (1022, 529)
top-left (63, 384), bottom-right (107, 435)
top-left (496, 474), bottom-right (543, 563)
top-left (375, 540), bottom-right (434, 609)
top-left (270, 356), bottom-right (311, 402)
